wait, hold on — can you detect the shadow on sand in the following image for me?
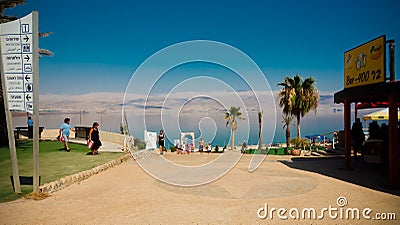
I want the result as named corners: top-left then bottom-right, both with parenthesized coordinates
top-left (279, 156), bottom-right (400, 196)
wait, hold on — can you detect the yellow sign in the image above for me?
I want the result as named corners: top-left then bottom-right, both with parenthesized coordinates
top-left (344, 35), bottom-right (386, 88)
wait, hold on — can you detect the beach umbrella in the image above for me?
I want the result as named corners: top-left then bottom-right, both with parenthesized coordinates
top-left (362, 108), bottom-right (400, 121)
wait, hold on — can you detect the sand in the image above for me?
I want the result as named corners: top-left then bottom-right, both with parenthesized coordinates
top-left (0, 153), bottom-right (399, 224)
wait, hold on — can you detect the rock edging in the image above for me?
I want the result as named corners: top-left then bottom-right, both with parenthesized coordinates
top-left (39, 154), bottom-right (131, 194)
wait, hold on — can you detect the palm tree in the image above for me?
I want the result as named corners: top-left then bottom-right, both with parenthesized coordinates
top-left (0, 1), bottom-right (53, 145)
top-left (257, 110), bottom-right (262, 150)
top-left (278, 74), bottom-right (319, 138)
top-left (282, 114), bottom-right (294, 154)
top-left (278, 76), bottom-right (296, 116)
top-left (225, 106), bottom-right (245, 151)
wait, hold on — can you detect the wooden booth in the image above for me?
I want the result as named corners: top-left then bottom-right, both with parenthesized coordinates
top-left (334, 81), bottom-right (400, 187)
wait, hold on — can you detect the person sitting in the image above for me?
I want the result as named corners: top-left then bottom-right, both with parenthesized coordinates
top-left (206, 144), bottom-right (211, 153)
top-left (185, 144), bottom-right (190, 154)
top-left (176, 143), bottom-right (183, 154)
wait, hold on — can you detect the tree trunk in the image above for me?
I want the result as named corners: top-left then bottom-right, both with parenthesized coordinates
top-left (0, 78), bottom-right (8, 146)
top-left (297, 114), bottom-right (301, 138)
top-left (231, 129), bottom-right (235, 151)
top-left (258, 123), bottom-right (262, 150)
top-left (285, 126), bottom-right (290, 154)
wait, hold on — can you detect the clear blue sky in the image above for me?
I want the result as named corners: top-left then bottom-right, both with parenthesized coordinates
top-left (6, 0), bottom-right (400, 95)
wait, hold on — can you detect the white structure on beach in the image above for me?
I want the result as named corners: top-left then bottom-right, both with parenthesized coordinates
top-left (180, 132), bottom-right (195, 148)
top-left (144, 130), bottom-right (157, 150)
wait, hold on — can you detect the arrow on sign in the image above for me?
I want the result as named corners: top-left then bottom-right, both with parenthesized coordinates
top-left (23, 35), bottom-right (29, 42)
top-left (26, 94), bottom-right (32, 101)
top-left (24, 55), bottom-right (30, 62)
top-left (25, 75), bottom-right (31, 82)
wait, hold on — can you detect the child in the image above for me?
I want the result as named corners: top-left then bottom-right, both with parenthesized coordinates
top-left (59, 118), bottom-right (75, 151)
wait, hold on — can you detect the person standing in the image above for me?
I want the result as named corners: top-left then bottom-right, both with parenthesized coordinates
top-left (351, 118), bottom-right (365, 159)
top-left (199, 138), bottom-right (204, 153)
top-left (59, 118), bottom-right (75, 152)
top-left (157, 130), bottom-right (165, 155)
top-left (27, 116), bottom-right (33, 139)
top-left (241, 140), bottom-right (247, 154)
top-left (88, 121), bottom-right (102, 155)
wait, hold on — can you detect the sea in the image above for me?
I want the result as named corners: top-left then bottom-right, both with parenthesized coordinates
top-left (11, 108), bottom-right (354, 149)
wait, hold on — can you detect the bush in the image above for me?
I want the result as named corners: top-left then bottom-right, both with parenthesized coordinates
top-left (267, 147), bottom-right (289, 155)
top-left (136, 142), bottom-right (146, 150)
top-left (245, 149), bottom-right (255, 154)
top-left (260, 148), bottom-right (268, 154)
top-left (170, 146), bottom-right (176, 152)
top-left (134, 137), bottom-right (146, 150)
top-left (290, 137), bottom-right (310, 149)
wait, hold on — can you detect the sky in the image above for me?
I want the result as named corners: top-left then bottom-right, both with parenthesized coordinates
top-left (5, 0), bottom-right (400, 95)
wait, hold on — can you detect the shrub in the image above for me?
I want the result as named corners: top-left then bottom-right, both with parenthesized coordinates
top-left (170, 146), bottom-right (176, 152)
top-left (119, 123), bottom-right (124, 134)
top-left (290, 137), bottom-right (310, 149)
top-left (136, 142), bottom-right (146, 150)
top-left (133, 137), bottom-right (146, 150)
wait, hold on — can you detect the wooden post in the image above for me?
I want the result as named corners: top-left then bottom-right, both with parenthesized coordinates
top-left (388, 95), bottom-right (399, 188)
top-left (344, 99), bottom-right (351, 169)
top-left (354, 103), bottom-right (358, 121)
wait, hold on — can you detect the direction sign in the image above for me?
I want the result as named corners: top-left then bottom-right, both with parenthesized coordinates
top-left (0, 13), bottom-right (34, 113)
top-left (0, 11), bottom-right (39, 195)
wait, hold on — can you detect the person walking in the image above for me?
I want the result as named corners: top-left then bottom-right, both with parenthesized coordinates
top-left (88, 121), bottom-right (102, 155)
top-left (59, 118), bottom-right (75, 152)
top-left (157, 130), bottom-right (165, 155)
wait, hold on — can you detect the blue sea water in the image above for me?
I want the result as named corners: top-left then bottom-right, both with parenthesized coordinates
top-left (12, 109), bottom-right (347, 148)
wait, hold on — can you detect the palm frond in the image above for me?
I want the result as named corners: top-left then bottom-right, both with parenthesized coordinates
top-left (39, 32), bottom-right (53, 38)
top-left (39, 49), bottom-right (54, 57)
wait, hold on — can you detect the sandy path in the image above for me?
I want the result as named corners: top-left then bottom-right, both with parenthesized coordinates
top-left (1, 154), bottom-right (399, 224)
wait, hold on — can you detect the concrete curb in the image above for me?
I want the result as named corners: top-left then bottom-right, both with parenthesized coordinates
top-left (39, 154), bottom-right (131, 194)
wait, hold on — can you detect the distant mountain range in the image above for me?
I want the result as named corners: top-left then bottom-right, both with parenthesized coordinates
top-left (35, 91), bottom-right (341, 114)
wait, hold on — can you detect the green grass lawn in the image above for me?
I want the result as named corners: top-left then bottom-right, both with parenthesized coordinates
top-left (0, 140), bottom-right (125, 203)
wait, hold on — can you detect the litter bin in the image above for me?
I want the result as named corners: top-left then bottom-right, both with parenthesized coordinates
top-left (75, 126), bottom-right (91, 139)
top-left (363, 139), bottom-right (383, 164)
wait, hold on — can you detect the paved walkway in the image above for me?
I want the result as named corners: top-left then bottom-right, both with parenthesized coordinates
top-left (0, 153), bottom-right (399, 224)
top-left (70, 138), bottom-right (124, 153)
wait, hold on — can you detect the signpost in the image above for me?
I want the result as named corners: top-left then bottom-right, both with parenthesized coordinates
top-left (344, 35), bottom-right (386, 88)
top-left (0, 12), bottom-right (39, 193)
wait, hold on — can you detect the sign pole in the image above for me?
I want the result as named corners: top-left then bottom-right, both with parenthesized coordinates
top-left (32, 11), bottom-right (40, 194)
top-left (0, 41), bottom-right (21, 193)
top-left (1, 12), bottom-right (37, 193)
top-left (387, 39), bottom-right (395, 81)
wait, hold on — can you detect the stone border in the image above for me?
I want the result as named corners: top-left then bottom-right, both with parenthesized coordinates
top-left (40, 154), bottom-right (131, 194)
